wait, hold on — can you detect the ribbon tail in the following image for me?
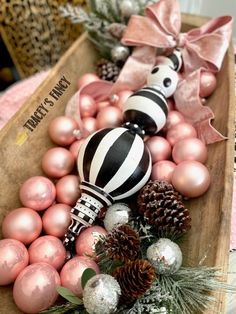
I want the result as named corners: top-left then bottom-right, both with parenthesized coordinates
top-left (195, 119), bottom-right (227, 144)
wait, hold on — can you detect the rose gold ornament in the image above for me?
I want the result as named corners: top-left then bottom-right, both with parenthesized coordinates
top-left (42, 147), bottom-right (74, 178)
top-left (172, 161), bottom-right (210, 198)
top-left (79, 94), bottom-right (97, 118)
top-left (69, 139), bottom-right (85, 160)
top-left (96, 100), bottom-right (110, 111)
top-left (166, 122), bottom-right (197, 146)
top-left (28, 235), bottom-right (66, 270)
top-left (82, 117), bottom-right (97, 135)
top-left (172, 138), bottom-right (207, 164)
top-left (19, 176), bottom-right (56, 211)
top-left (113, 90), bottom-right (133, 110)
top-left (96, 106), bottom-right (123, 129)
top-left (146, 136), bottom-right (171, 163)
top-left (56, 175), bottom-right (80, 206)
top-left (165, 110), bottom-right (185, 131)
top-left (13, 262), bottom-right (60, 313)
top-left (151, 160), bottom-right (176, 183)
top-left (48, 116), bottom-right (79, 146)
top-left (199, 71), bottom-right (217, 98)
top-left (77, 73), bottom-right (100, 89)
top-left (2, 208), bottom-right (42, 245)
top-left (0, 239), bottom-right (29, 285)
top-left (43, 203), bottom-right (71, 238)
top-left (75, 226), bottom-right (107, 258)
top-left (60, 256), bottom-right (99, 297)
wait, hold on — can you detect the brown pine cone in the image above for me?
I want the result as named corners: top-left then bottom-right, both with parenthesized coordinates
top-left (104, 225), bottom-right (140, 262)
top-left (137, 180), bottom-right (191, 236)
top-left (113, 259), bottom-right (156, 304)
top-left (96, 58), bottom-right (120, 82)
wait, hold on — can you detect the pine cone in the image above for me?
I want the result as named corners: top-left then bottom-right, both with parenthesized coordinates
top-left (104, 225), bottom-right (140, 262)
top-left (96, 58), bottom-right (120, 82)
top-left (113, 259), bottom-right (156, 304)
top-left (137, 180), bottom-right (191, 236)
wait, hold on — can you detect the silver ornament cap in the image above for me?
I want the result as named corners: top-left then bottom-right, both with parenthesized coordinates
top-left (111, 45), bottom-right (130, 63)
top-left (83, 274), bottom-right (121, 314)
top-left (147, 238), bottom-right (182, 274)
top-left (104, 203), bottom-right (131, 231)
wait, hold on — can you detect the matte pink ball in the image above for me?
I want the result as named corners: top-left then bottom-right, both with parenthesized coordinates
top-left (48, 116), bottom-right (79, 146)
top-left (69, 139), bottom-right (85, 160)
top-left (0, 239), bottom-right (29, 285)
top-left (146, 136), bottom-right (172, 163)
top-left (172, 161), bottom-right (210, 198)
top-left (43, 203), bottom-right (71, 238)
top-left (28, 235), bottom-right (66, 270)
top-left (75, 226), bottom-right (107, 258)
top-left (199, 71), bottom-right (217, 98)
top-left (96, 106), bottom-right (123, 129)
top-left (19, 176), bottom-right (56, 211)
top-left (114, 90), bottom-right (133, 110)
top-left (60, 256), bottom-right (99, 297)
top-left (79, 94), bottom-right (97, 118)
top-left (56, 175), bottom-right (80, 206)
top-left (82, 117), bottom-right (97, 135)
top-left (165, 110), bottom-right (185, 131)
top-left (13, 263), bottom-right (60, 314)
top-left (96, 100), bottom-right (110, 110)
top-left (42, 147), bottom-right (74, 178)
top-left (166, 122), bottom-right (197, 146)
top-left (172, 138), bottom-right (207, 164)
top-left (151, 160), bottom-right (176, 183)
top-left (77, 73), bottom-right (99, 89)
top-left (2, 208), bottom-right (42, 245)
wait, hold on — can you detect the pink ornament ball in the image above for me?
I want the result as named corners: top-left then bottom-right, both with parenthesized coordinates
top-left (48, 116), bottom-right (79, 146)
top-left (60, 256), bottom-right (99, 297)
top-left (75, 226), bottom-right (107, 258)
top-left (2, 208), bottom-right (42, 245)
top-left (77, 73), bottom-right (100, 89)
top-left (42, 147), bottom-right (74, 178)
top-left (146, 136), bottom-right (172, 163)
top-left (96, 106), bottom-right (123, 129)
top-left (172, 161), bottom-right (210, 198)
top-left (199, 71), bottom-right (217, 98)
top-left (172, 138), bottom-right (207, 164)
top-left (79, 94), bottom-right (97, 118)
top-left (13, 262), bottom-right (60, 314)
top-left (96, 100), bottom-right (110, 110)
top-left (113, 90), bottom-right (133, 110)
top-left (19, 176), bottom-right (56, 211)
top-left (56, 175), bottom-right (80, 206)
top-left (0, 239), bottom-right (29, 285)
top-left (69, 139), bottom-right (85, 160)
top-left (28, 235), bottom-right (66, 270)
top-left (165, 110), bottom-right (185, 131)
top-left (166, 122), bottom-right (197, 146)
top-left (42, 203), bottom-right (71, 238)
top-left (82, 117), bottom-right (97, 135)
top-left (151, 160), bottom-right (176, 183)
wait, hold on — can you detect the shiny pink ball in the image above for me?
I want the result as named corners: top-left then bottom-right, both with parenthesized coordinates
top-left (69, 139), bottom-right (85, 160)
top-left (96, 100), bottom-right (110, 110)
top-left (75, 226), bottom-right (107, 258)
top-left (13, 262), bottom-right (60, 313)
top-left (60, 256), bottom-right (99, 297)
top-left (172, 138), bottom-right (207, 164)
top-left (96, 106), bottom-right (123, 129)
top-left (42, 147), bottom-right (74, 178)
top-left (79, 94), bottom-right (97, 118)
top-left (113, 90), bottom-right (133, 110)
top-left (19, 176), bottom-right (56, 211)
top-left (172, 161), bottom-right (210, 198)
top-left (42, 203), bottom-right (71, 238)
top-left (151, 160), bottom-right (176, 183)
top-left (28, 235), bottom-right (66, 270)
top-left (2, 208), bottom-right (42, 245)
top-left (82, 117), bottom-right (97, 135)
top-left (166, 122), bottom-right (197, 146)
top-left (165, 110), bottom-right (185, 131)
top-left (146, 136), bottom-right (172, 163)
top-left (56, 175), bottom-right (80, 206)
top-left (0, 239), bottom-right (29, 285)
top-left (199, 71), bottom-right (217, 98)
top-left (48, 116), bottom-right (79, 146)
top-left (77, 73), bottom-right (100, 89)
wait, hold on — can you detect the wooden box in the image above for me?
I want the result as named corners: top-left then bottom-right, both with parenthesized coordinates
top-left (0, 14), bottom-right (235, 314)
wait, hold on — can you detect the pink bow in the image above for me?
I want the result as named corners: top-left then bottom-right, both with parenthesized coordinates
top-left (112, 0), bottom-right (233, 93)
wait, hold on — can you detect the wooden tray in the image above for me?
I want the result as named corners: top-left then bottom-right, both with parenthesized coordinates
top-left (0, 14), bottom-right (235, 314)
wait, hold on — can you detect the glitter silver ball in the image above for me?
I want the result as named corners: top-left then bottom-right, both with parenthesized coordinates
top-left (111, 45), bottom-right (130, 63)
top-left (83, 274), bottom-right (121, 314)
top-left (146, 238), bottom-right (182, 274)
top-left (104, 203), bottom-right (131, 231)
top-left (120, 0), bottom-right (139, 18)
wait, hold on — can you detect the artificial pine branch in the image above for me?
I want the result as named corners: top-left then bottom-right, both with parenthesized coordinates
top-left (40, 302), bottom-right (82, 314)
